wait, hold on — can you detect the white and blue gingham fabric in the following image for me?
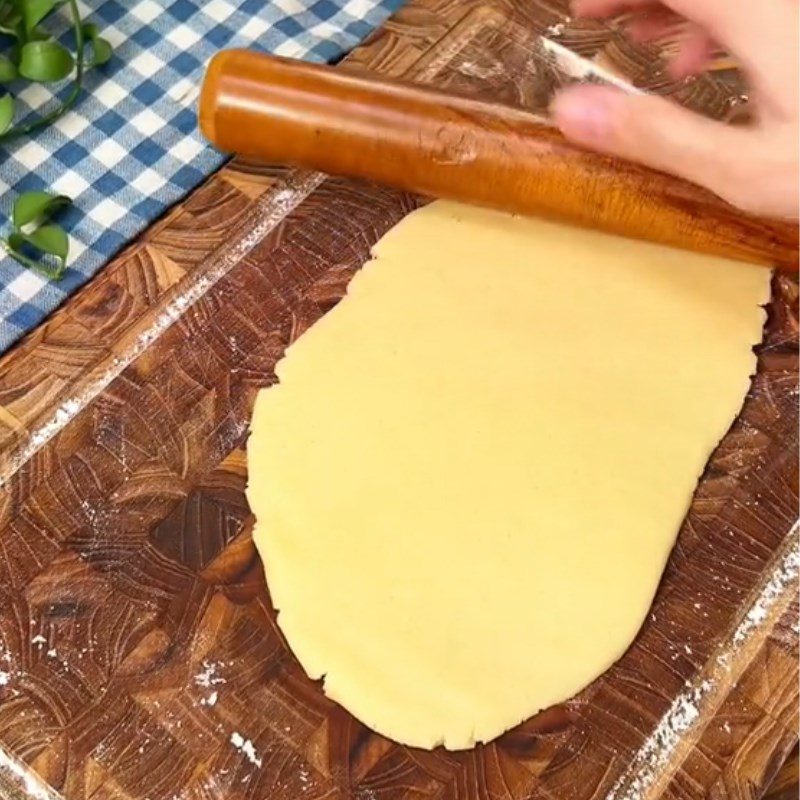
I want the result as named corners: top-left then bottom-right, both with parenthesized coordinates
top-left (0, 0), bottom-right (402, 352)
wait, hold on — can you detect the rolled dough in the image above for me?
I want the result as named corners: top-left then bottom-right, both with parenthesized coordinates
top-left (247, 201), bottom-right (769, 750)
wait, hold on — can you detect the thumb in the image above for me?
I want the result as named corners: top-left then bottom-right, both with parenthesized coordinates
top-left (551, 84), bottom-right (746, 204)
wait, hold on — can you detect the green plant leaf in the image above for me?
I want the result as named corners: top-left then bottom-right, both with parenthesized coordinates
top-left (0, 6), bottom-right (23, 39)
top-left (12, 190), bottom-right (71, 228)
top-left (82, 23), bottom-right (112, 66)
top-left (7, 232), bottom-right (27, 252)
top-left (0, 0), bottom-right (110, 277)
top-left (26, 223), bottom-right (69, 258)
top-left (0, 93), bottom-right (14, 135)
top-left (0, 54), bottom-right (17, 82)
top-left (22, 0), bottom-right (61, 34)
top-left (26, 26), bottom-right (53, 42)
top-left (6, 227), bottom-right (68, 278)
top-left (0, 2), bottom-right (16, 25)
top-left (0, 18), bottom-right (24, 41)
top-left (19, 39), bottom-right (74, 81)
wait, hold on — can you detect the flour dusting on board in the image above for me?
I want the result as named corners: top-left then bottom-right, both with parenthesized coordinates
top-left (605, 529), bottom-right (799, 800)
top-left (0, 745), bottom-right (65, 800)
top-left (0, 173), bottom-right (324, 491)
top-left (203, 691), bottom-right (219, 707)
top-left (456, 60), bottom-right (503, 80)
top-left (545, 16), bottom-right (571, 36)
top-left (195, 660), bottom-right (226, 707)
top-left (732, 543), bottom-right (799, 646)
top-left (605, 680), bottom-right (711, 800)
top-left (230, 732), bottom-right (263, 768)
top-left (195, 660), bottom-right (225, 688)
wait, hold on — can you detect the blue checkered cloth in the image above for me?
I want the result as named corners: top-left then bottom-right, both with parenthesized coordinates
top-left (0, 0), bottom-right (402, 352)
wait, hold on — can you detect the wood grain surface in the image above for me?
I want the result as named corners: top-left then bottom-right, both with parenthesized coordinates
top-left (0, 1), bottom-right (797, 799)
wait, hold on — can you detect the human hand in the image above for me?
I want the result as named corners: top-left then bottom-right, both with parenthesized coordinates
top-left (551, 0), bottom-right (799, 219)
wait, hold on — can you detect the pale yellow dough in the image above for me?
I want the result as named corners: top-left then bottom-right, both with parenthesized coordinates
top-left (247, 201), bottom-right (769, 750)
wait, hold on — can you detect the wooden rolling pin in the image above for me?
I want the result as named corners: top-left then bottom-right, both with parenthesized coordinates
top-left (199, 50), bottom-right (798, 270)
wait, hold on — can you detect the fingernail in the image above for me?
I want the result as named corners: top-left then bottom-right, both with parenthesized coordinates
top-left (552, 86), bottom-right (622, 144)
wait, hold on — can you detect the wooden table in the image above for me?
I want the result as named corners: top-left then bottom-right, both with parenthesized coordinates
top-left (0, 1), bottom-right (796, 798)
top-left (766, 746), bottom-right (798, 800)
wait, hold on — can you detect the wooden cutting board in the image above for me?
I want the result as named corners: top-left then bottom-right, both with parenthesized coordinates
top-left (0, 1), bottom-right (797, 799)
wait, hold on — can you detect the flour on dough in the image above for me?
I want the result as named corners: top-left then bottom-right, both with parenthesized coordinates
top-left (247, 201), bottom-right (769, 750)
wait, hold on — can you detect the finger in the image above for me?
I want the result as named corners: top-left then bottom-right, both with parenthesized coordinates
top-left (646, 0), bottom-right (797, 107)
top-left (551, 84), bottom-right (751, 204)
top-left (666, 32), bottom-right (715, 78)
top-left (574, 0), bottom-right (797, 117)
top-left (573, 0), bottom-right (660, 19)
top-left (576, 0), bottom-right (775, 55)
top-left (627, 11), bottom-right (681, 43)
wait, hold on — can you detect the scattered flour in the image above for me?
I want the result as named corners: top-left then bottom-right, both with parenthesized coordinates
top-left (0, 744), bottom-right (65, 800)
top-left (0, 672), bottom-right (9, 686)
top-left (605, 528), bottom-right (799, 800)
top-left (546, 20), bottom-right (567, 36)
top-left (732, 541), bottom-right (799, 646)
top-left (202, 691), bottom-right (218, 708)
top-left (194, 660), bottom-right (226, 688)
top-left (605, 681), bottom-right (711, 800)
top-left (230, 732), bottom-right (262, 768)
top-left (456, 61), bottom-right (503, 80)
top-left (195, 661), bottom-right (225, 707)
top-left (733, 549), bottom-right (800, 645)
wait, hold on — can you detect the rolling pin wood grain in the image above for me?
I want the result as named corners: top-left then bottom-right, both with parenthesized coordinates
top-left (200, 49), bottom-right (798, 269)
